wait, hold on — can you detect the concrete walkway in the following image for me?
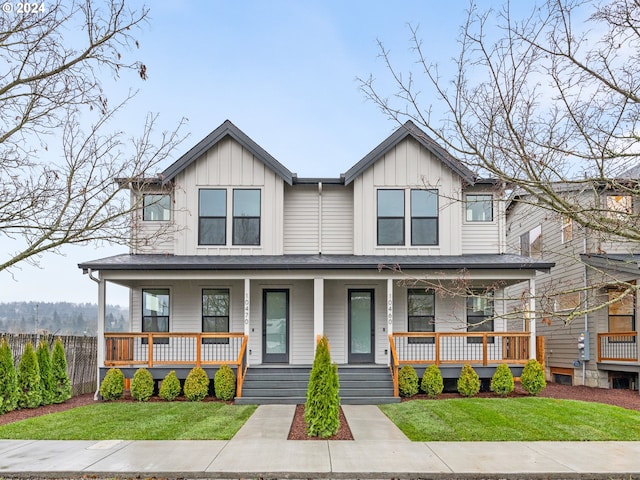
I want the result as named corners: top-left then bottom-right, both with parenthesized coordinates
top-left (1, 404), bottom-right (639, 478)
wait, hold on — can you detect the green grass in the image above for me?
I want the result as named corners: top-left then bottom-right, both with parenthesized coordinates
top-left (380, 397), bottom-right (640, 441)
top-left (0, 402), bottom-right (256, 440)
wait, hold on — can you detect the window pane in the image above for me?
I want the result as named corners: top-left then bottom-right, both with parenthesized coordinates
top-left (378, 218), bottom-right (404, 245)
top-left (142, 316), bottom-right (169, 333)
top-left (377, 190), bottom-right (404, 216)
top-left (233, 189), bottom-right (260, 216)
top-left (408, 289), bottom-right (435, 316)
top-left (411, 218), bottom-right (438, 245)
top-left (233, 217), bottom-right (260, 245)
top-left (465, 195), bottom-right (493, 222)
top-left (203, 316), bottom-right (229, 332)
top-left (411, 190), bottom-right (438, 217)
top-left (143, 289), bottom-right (170, 316)
top-left (610, 316), bottom-right (633, 333)
top-left (203, 289), bottom-right (229, 316)
top-left (609, 289), bottom-right (634, 315)
top-left (199, 218), bottom-right (225, 245)
top-left (200, 189), bottom-right (226, 216)
top-left (143, 195), bottom-right (170, 221)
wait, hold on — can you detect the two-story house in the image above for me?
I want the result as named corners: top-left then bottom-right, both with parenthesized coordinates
top-left (79, 120), bottom-right (553, 403)
top-left (506, 184), bottom-right (640, 390)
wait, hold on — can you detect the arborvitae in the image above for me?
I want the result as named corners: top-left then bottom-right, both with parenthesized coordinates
top-left (0, 338), bottom-right (19, 414)
top-left (421, 364), bottom-right (444, 398)
top-left (521, 359), bottom-right (547, 396)
top-left (51, 338), bottom-right (72, 403)
top-left (36, 340), bottom-right (55, 405)
top-left (490, 363), bottom-right (515, 397)
top-left (398, 365), bottom-right (419, 397)
top-left (304, 335), bottom-right (340, 438)
top-left (17, 342), bottom-right (42, 408)
top-left (159, 370), bottom-right (181, 401)
top-left (457, 363), bottom-right (481, 398)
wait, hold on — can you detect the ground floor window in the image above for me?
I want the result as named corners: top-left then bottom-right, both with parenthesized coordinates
top-left (467, 289), bottom-right (494, 343)
top-left (142, 288), bottom-right (170, 344)
top-left (608, 285), bottom-right (636, 339)
top-left (202, 288), bottom-right (230, 344)
top-left (408, 288), bottom-right (435, 344)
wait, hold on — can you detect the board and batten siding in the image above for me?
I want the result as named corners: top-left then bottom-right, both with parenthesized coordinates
top-left (352, 137), bottom-right (463, 256)
top-left (171, 136), bottom-right (284, 256)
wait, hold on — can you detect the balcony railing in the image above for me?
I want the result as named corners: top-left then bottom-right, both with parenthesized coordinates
top-left (104, 332), bottom-right (248, 396)
top-left (597, 332), bottom-right (638, 362)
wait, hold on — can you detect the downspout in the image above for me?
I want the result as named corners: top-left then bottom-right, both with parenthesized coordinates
top-left (583, 235), bottom-right (588, 386)
top-left (87, 268), bottom-right (105, 400)
top-left (318, 181), bottom-right (323, 254)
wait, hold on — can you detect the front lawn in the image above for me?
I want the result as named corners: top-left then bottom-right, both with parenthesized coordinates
top-left (380, 397), bottom-right (640, 441)
top-left (0, 402), bottom-right (256, 440)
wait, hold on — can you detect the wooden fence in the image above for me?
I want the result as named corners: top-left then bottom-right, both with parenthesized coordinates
top-left (3, 334), bottom-right (97, 396)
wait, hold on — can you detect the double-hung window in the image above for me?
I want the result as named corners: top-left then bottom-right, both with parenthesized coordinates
top-left (520, 225), bottom-right (542, 258)
top-left (467, 290), bottom-right (494, 344)
top-left (411, 189), bottom-right (438, 245)
top-left (143, 194), bottom-right (171, 221)
top-left (202, 289), bottom-right (230, 344)
top-left (377, 190), bottom-right (405, 245)
top-left (408, 288), bottom-right (435, 344)
top-left (199, 189), bottom-right (226, 245)
top-left (561, 216), bottom-right (573, 244)
top-left (233, 189), bottom-right (260, 245)
top-left (142, 289), bottom-right (170, 344)
top-left (608, 286), bottom-right (636, 342)
top-left (465, 194), bottom-right (493, 222)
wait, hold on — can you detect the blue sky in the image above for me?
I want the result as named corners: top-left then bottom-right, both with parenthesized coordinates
top-left (1, 0), bottom-right (515, 307)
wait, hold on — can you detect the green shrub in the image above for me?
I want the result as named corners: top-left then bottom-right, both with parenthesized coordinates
top-left (36, 340), bottom-right (55, 405)
top-left (51, 338), bottom-right (71, 403)
top-left (0, 338), bottom-right (19, 414)
top-left (214, 365), bottom-right (236, 401)
top-left (421, 364), bottom-right (444, 398)
top-left (159, 370), bottom-right (181, 401)
top-left (184, 367), bottom-right (209, 401)
top-left (521, 359), bottom-right (546, 396)
top-left (130, 368), bottom-right (154, 402)
top-left (490, 363), bottom-right (514, 397)
top-left (305, 335), bottom-right (340, 438)
top-left (100, 368), bottom-right (125, 401)
top-left (457, 364), bottom-right (480, 397)
top-left (17, 342), bottom-right (42, 409)
top-left (398, 365), bottom-right (419, 397)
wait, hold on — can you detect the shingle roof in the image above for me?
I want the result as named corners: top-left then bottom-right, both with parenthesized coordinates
top-left (79, 253), bottom-right (553, 272)
top-left (580, 253), bottom-right (640, 275)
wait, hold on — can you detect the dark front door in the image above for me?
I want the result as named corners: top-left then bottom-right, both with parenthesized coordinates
top-left (348, 289), bottom-right (375, 363)
top-left (262, 289), bottom-right (289, 363)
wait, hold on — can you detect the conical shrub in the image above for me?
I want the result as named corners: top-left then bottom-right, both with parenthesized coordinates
top-left (521, 359), bottom-right (546, 395)
top-left (36, 340), bottom-right (55, 405)
top-left (421, 364), bottom-right (444, 398)
top-left (17, 342), bottom-right (42, 408)
top-left (159, 370), bottom-right (181, 401)
top-left (0, 338), bottom-right (19, 414)
top-left (51, 338), bottom-right (71, 403)
top-left (490, 363), bottom-right (514, 397)
top-left (457, 363), bottom-right (480, 397)
top-left (305, 335), bottom-right (340, 438)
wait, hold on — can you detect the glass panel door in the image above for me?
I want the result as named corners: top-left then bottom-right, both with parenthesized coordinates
top-left (349, 289), bottom-right (375, 363)
top-left (262, 289), bottom-right (289, 363)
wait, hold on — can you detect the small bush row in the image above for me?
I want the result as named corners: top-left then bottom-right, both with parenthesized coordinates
top-left (99, 365), bottom-right (237, 402)
top-left (0, 337), bottom-right (72, 415)
top-left (397, 359), bottom-right (546, 399)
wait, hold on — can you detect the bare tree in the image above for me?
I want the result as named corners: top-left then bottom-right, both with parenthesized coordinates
top-left (0, 0), bottom-right (185, 273)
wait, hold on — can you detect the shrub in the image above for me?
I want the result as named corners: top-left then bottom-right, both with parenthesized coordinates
top-left (521, 359), bottom-right (546, 396)
top-left (457, 364), bottom-right (480, 397)
top-left (214, 365), bottom-right (236, 401)
top-left (36, 340), bottom-right (55, 405)
top-left (0, 338), bottom-right (19, 414)
top-left (305, 335), bottom-right (340, 438)
top-left (490, 364), bottom-right (514, 397)
top-left (421, 364), bottom-right (444, 398)
top-left (17, 342), bottom-right (42, 409)
top-left (100, 368), bottom-right (125, 401)
top-left (159, 370), bottom-right (181, 401)
top-left (398, 365), bottom-right (419, 397)
top-left (131, 368), bottom-right (154, 401)
top-left (51, 338), bottom-right (71, 403)
top-left (184, 367), bottom-right (209, 401)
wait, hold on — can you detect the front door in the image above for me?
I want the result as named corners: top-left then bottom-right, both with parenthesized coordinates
top-left (348, 289), bottom-right (375, 363)
top-left (262, 289), bottom-right (289, 363)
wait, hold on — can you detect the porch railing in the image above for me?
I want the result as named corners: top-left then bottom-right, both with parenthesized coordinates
top-left (597, 332), bottom-right (638, 362)
top-left (104, 332), bottom-right (248, 396)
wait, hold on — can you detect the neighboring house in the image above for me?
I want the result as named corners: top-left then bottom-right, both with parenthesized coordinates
top-left (79, 120), bottom-right (552, 403)
top-left (506, 184), bottom-right (640, 390)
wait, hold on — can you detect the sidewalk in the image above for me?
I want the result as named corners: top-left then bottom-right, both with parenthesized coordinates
top-left (1, 404), bottom-right (639, 478)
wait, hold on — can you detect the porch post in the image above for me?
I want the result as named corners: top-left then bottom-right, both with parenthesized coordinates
top-left (314, 277), bottom-right (324, 354)
top-left (95, 276), bottom-right (106, 399)
top-left (244, 278), bottom-right (251, 365)
top-left (529, 278), bottom-right (537, 360)
top-left (387, 278), bottom-right (393, 365)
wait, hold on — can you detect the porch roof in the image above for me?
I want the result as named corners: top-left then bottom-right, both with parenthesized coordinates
top-left (580, 253), bottom-right (640, 275)
top-left (79, 253), bottom-right (553, 272)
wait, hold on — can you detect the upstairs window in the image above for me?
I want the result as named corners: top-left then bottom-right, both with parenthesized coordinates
top-left (411, 189), bottom-right (438, 245)
top-left (465, 194), bottom-right (493, 222)
top-left (408, 288), bottom-right (435, 344)
top-left (377, 189), bottom-right (405, 245)
top-left (202, 288), bottom-right (230, 344)
top-left (561, 216), bottom-right (573, 243)
top-left (142, 288), bottom-right (170, 344)
top-left (199, 189), bottom-right (227, 245)
top-left (606, 195), bottom-right (632, 221)
top-left (467, 290), bottom-right (494, 343)
top-left (143, 194), bottom-right (170, 221)
top-left (520, 225), bottom-right (542, 258)
top-left (233, 189), bottom-right (261, 245)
